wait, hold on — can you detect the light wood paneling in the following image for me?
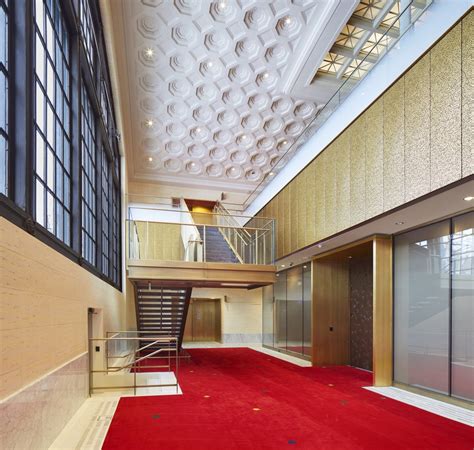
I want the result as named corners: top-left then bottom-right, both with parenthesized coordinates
top-left (0, 218), bottom-right (125, 399)
top-left (297, 169), bottom-right (307, 249)
top-left (372, 237), bottom-right (393, 386)
top-left (431, 22), bottom-right (462, 190)
top-left (405, 53), bottom-right (431, 201)
top-left (185, 299), bottom-right (221, 342)
top-left (289, 182), bottom-right (298, 252)
top-left (283, 186), bottom-right (291, 256)
top-left (462, 12), bottom-right (474, 177)
top-left (312, 259), bottom-right (350, 365)
top-left (383, 78), bottom-right (405, 210)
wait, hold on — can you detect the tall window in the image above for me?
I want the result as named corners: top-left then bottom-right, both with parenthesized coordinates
top-left (111, 184), bottom-right (120, 284)
top-left (0, 0), bottom-right (8, 195)
top-left (81, 85), bottom-right (97, 265)
top-left (101, 148), bottom-right (111, 277)
top-left (34, 0), bottom-right (72, 245)
top-left (80, 0), bottom-right (95, 69)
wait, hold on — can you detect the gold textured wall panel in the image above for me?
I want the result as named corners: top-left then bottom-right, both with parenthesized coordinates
top-left (306, 163), bottom-right (317, 245)
top-left (383, 78), bottom-right (405, 210)
top-left (297, 169), bottom-right (307, 249)
top-left (365, 100), bottom-right (384, 218)
top-left (383, 77), bottom-right (405, 211)
top-left (462, 12), bottom-right (474, 177)
top-left (136, 222), bottom-right (183, 261)
top-left (324, 147), bottom-right (337, 236)
top-left (335, 133), bottom-right (351, 232)
top-left (404, 53), bottom-right (431, 201)
top-left (430, 22), bottom-right (462, 190)
top-left (349, 115), bottom-right (366, 225)
top-left (257, 18), bottom-right (471, 260)
top-left (289, 182), bottom-right (298, 253)
top-left (282, 186), bottom-right (291, 256)
top-left (314, 157), bottom-right (326, 242)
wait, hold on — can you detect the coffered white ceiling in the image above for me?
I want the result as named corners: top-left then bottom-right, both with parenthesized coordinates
top-left (109, 0), bottom-right (358, 193)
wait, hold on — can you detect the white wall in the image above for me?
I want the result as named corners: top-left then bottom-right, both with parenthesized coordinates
top-left (191, 287), bottom-right (262, 344)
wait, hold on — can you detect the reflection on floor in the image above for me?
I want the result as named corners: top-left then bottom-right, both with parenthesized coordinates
top-left (103, 348), bottom-right (473, 449)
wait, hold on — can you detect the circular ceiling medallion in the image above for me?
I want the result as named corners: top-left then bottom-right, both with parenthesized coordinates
top-left (272, 96), bottom-right (293, 114)
top-left (241, 113), bottom-right (260, 130)
top-left (167, 101), bottom-right (187, 119)
top-left (170, 52), bottom-right (194, 73)
top-left (164, 158), bottom-right (183, 172)
top-left (222, 89), bottom-right (244, 106)
top-left (142, 137), bottom-right (160, 151)
top-left (294, 102), bottom-right (315, 119)
top-left (193, 105), bottom-right (213, 123)
top-left (140, 97), bottom-right (160, 114)
top-left (171, 23), bottom-right (198, 46)
top-left (230, 150), bottom-right (248, 164)
top-left (250, 152), bottom-right (268, 167)
top-left (217, 110), bottom-right (238, 127)
top-left (245, 168), bottom-right (261, 181)
top-left (210, 147), bottom-right (227, 161)
top-left (285, 121), bottom-right (304, 136)
top-left (265, 43), bottom-right (288, 64)
top-left (263, 117), bottom-right (284, 133)
top-left (248, 93), bottom-right (269, 110)
top-left (235, 38), bottom-right (259, 59)
top-left (206, 163), bottom-right (224, 177)
top-left (244, 6), bottom-right (270, 30)
top-left (169, 79), bottom-right (190, 97)
top-left (213, 129), bottom-right (232, 145)
top-left (165, 141), bottom-right (185, 156)
top-left (257, 136), bottom-right (275, 151)
top-left (276, 15), bottom-right (298, 36)
top-left (166, 122), bottom-right (186, 138)
top-left (204, 30), bottom-right (230, 53)
top-left (188, 144), bottom-right (206, 158)
top-left (226, 165), bottom-right (243, 179)
top-left (196, 83), bottom-right (217, 101)
top-left (186, 160), bottom-right (202, 174)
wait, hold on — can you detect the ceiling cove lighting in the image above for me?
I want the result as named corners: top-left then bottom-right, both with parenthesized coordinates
top-left (395, 221), bottom-right (405, 225)
top-left (464, 196), bottom-right (474, 202)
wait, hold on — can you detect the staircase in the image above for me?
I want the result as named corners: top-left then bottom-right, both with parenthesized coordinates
top-left (197, 225), bottom-right (239, 263)
top-left (135, 282), bottom-right (192, 350)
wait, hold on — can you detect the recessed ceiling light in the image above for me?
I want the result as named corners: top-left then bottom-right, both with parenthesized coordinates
top-left (145, 119), bottom-right (153, 127)
top-left (317, 243), bottom-right (323, 248)
top-left (285, 16), bottom-right (292, 24)
top-left (348, 256), bottom-right (352, 259)
top-left (145, 48), bottom-right (154, 58)
top-left (282, 140), bottom-right (287, 145)
top-left (263, 72), bottom-right (269, 79)
top-left (269, 172), bottom-right (274, 176)
top-left (395, 221), bottom-right (405, 225)
top-left (148, 156), bottom-right (153, 162)
top-left (208, 61), bottom-right (213, 67)
top-left (219, 1), bottom-right (226, 8)
top-left (281, 264), bottom-right (285, 268)
top-left (303, 265), bottom-right (307, 269)
top-left (464, 196), bottom-right (474, 202)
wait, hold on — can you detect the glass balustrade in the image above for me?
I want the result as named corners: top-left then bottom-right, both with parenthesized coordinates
top-left (126, 205), bottom-right (275, 265)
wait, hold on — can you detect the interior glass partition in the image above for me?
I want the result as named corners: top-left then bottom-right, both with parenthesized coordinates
top-left (263, 264), bottom-right (312, 359)
top-left (394, 212), bottom-right (473, 401)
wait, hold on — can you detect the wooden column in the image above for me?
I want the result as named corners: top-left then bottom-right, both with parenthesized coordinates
top-left (372, 237), bottom-right (393, 386)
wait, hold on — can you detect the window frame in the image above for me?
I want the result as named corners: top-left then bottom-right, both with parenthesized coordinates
top-left (0, 0), bottom-right (122, 291)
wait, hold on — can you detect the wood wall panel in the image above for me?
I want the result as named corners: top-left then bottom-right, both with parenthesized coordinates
top-left (462, 13), bottom-right (474, 177)
top-left (282, 186), bottom-right (291, 256)
top-left (312, 259), bottom-right (350, 366)
top-left (257, 16), bottom-right (471, 260)
top-left (373, 237), bottom-right (393, 386)
top-left (298, 169), bottom-right (307, 249)
top-left (349, 116), bottom-right (366, 225)
top-left (404, 53), bottom-right (431, 201)
top-left (430, 22), bottom-right (462, 190)
top-left (365, 100), bottom-right (384, 218)
top-left (0, 218), bottom-right (125, 399)
top-left (383, 78), bottom-right (405, 210)
top-left (336, 133), bottom-right (351, 232)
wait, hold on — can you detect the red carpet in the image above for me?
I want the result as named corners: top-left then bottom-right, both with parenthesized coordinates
top-left (103, 348), bottom-right (473, 450)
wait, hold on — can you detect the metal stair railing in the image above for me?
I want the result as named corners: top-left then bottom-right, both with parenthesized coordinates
top-left (90, 333), bottom-right (180, 395)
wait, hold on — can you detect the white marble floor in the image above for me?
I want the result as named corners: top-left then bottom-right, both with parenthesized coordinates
top-left (49, 372), bottom-right (182, 450)
top-left (365, 386), bottom-right (474, 427)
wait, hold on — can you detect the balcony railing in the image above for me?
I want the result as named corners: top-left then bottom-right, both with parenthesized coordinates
top-left (127, 203), bottom-right (275, 265)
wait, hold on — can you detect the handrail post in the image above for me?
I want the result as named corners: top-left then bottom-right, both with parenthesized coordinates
top-left (203, 225), bottom-right (207, 262)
